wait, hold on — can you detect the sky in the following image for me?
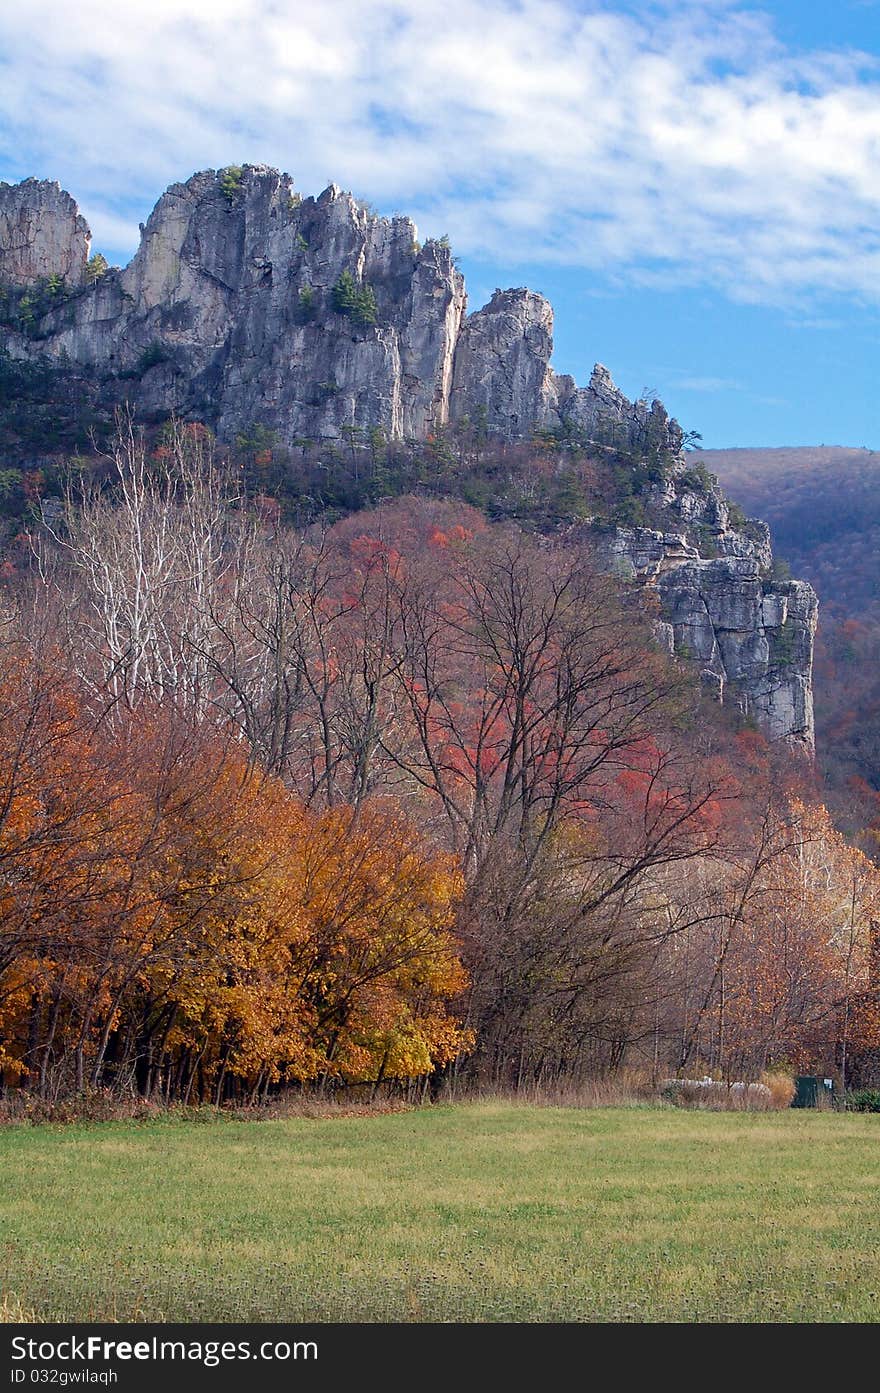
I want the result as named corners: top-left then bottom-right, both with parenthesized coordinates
top-left (1, 0), bottom-right (879, 448)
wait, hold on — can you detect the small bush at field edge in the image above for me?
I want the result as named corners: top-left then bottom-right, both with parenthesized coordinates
top-left (847, 1088), bottom-right (880, 1112)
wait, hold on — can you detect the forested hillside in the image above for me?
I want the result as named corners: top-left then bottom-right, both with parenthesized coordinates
top-left (1, 421), bottom-right (878, 1104)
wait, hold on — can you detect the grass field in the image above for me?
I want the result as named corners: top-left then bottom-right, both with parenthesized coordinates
top-left (2, 1102), bottom-right (880, 1322)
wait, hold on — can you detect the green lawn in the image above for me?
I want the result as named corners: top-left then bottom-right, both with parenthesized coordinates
top-left (2, 1103), bottom-right (880, 1322)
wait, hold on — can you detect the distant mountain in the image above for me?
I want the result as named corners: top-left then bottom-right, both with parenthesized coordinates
top-left (698, 446), bottom-right (880, 838)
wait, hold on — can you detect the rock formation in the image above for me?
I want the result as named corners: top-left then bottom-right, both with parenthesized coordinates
top-left (0, 165), bottom-right (816, 749)
top-left (0, 179), bottom-right (91, 289)
top-left (602, 488), bottom-right (816, 750)
top-left (0, 166), bottom-right (681, 452)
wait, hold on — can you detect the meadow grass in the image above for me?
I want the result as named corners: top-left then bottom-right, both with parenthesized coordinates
top-left (2, 1102), bottom-right (879, 1322)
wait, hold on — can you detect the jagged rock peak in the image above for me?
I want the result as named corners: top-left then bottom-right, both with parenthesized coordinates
top-left (450, 287), bottom-right (557, 436)
top-left (0, 166), bottom-right (680, 455)
top-left (0, 178), bottom-right (91, 288)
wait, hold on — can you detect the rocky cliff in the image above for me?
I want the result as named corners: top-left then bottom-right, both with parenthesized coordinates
top-left (0, 165), bottom-right (682, 452)
top-left (601, 486), bottom-right (816, 750)
top-left (0, 165), bottom-right (816, 749)
top-left (0, 179), bottom-right (91, 289)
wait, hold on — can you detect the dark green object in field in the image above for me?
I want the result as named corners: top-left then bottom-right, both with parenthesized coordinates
top-left (793, 1075), bottom-right (834, 1108)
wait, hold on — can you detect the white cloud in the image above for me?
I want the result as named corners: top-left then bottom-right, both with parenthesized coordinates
top-left (1, 1), bottom-right (880, 304)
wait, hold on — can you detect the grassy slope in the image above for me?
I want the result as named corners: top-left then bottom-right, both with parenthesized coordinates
top-left (2, 1104), bottom-right (880, 1323)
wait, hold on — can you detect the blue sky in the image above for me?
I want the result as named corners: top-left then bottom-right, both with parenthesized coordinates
top-left (1, 0), bottom-right (879, 447)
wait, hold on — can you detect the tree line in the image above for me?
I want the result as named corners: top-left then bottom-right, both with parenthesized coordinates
top-left (1, 419), bottom-right (878, 1102)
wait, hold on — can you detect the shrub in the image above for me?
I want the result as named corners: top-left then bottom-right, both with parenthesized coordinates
top-left (694, 523), bottom-right (720, 558)
top-left (760, 1069), bottom-right (796, 1109)
top-left (331, 270), bottom-right (358, 314)
top-left (137, 341), bottom-right (168, 373)
top-left (611, 495), bottom-right (647, 528)
top-left (297, 285), bottom-right (317, 321)
top-left (219, 165), bottom-right (244, 202)
top-left (85, 253), bottom-right (108, 283)
top-left (331, 270), bottom-right (378, 328)
top-left (771, 618), bottom-right (798, 668)
top-left (770, 557), bottom-right (793, 586)
top-left (848, 1089), bottom-right (880, 1112)
top-left (0, 467), bottom-right (22, 502)
top-left (678, 463), bottom-right (714, 493)
top-left (0, 276), bottom-right (71, 335)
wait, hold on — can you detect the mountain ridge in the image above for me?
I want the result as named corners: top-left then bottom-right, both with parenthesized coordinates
top-left (0, 166), bottom-right (682, 456)
top-left (0, 166), bottom-right (817, 752)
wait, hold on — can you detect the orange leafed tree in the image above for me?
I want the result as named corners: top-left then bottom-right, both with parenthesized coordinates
top-left (0, 642), bottom-right (471, 1101)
